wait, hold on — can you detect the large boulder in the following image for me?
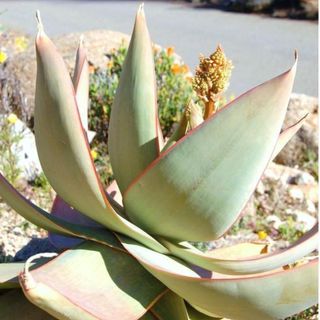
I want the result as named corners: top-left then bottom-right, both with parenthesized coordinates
top-left (7, 29), bottom-right (129, 124)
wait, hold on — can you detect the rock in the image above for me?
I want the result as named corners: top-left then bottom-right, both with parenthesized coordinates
top-left (306, 199), bottom-right (316, 213)
top-left (293, 211), bottom-right (316, 231)
top-left (288, 171), bottom-right (316, 185)
top-left (295, 184), bottom-right (318, 204)
top-left (288, 187), bottom-right (304, 202)
top-left (266, 215), bottom-right (283, 229)
top-left (255, 162), bottom-right (318, 220)
top-left (263, 162), bottom-right (315, 186)
top-left (256, 181), bottom-right (265, 195)
top-left (0, 115), bottom-right (42, 181)
top-left (14, 238), bottom-right (57, 262)
top-left (8, 30), bottom-right (130, 123)
top-left (0, 31), bottom-right (32, 123)
top-left (275, 93), bottom-right (318, 168)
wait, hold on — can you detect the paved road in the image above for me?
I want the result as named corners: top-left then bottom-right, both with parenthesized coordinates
top-left (0, 1), bottom-right (317, 96)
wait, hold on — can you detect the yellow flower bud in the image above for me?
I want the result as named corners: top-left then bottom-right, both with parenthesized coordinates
top-left (192, 45), bottom-right (233, 104)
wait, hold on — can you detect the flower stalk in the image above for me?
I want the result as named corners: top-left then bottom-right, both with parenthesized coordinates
top-left (193, 45), bottom-right (233, 119)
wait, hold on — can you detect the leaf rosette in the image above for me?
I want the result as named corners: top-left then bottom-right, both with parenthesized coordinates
top-left (0, 5), bottom-right (317, 320)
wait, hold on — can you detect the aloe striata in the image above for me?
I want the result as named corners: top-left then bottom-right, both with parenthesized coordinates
top-left (0, 5), bottom-right (317, 320)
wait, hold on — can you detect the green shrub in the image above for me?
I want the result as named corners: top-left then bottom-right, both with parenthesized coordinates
top-left (0, 114), bottom-right (22, 185)
top-left (88, 43), bottom-right (193, 184)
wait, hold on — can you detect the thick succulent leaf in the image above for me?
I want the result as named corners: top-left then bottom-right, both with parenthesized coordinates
top-left (49, 182), bottom-right (123, 250)
top-left (186, 304), bottom-right (222, 320)
top-left (20, 241), bottom-right (166, 320)
top-left (140, 313), bottom-right (157, 320)
top-left (124, 59), bottom-right (297, 241)
top-left (271, 114), bottom-right (308, 160)
top-left (0, 263), bottom-right (24, 289)
top-left (34, 19), bottom-right (167, 254)
top-left (0, 173), bottom-right (124, 250)
top-left (150, 291), bottom-right (189, 320)
top-left (119, 235), bottom-right (318, 320)
top-left (72, 37), bottom-right (89, 131)
top-left (161, 223), bottom-right (318, 274)
top-left (107, 180), bottom-right (123, 207)
top-left (162, 101), bottom-right (204, 153)
top-left (0, 259), bottom-right (49, 290)
top-left (48, 196), bottom-right (102, 249)
top-left (108, 5), bottom-right (160, 193)
top-left (0, 289), bottom-right (54, 320)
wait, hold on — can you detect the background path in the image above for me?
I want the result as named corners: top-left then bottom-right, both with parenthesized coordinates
top-left (0, 0), bottom-right (317, 96)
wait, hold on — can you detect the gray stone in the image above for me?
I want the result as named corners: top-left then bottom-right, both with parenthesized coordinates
top-left (293, 211), bottom-right (316, 231)
top-left (288, 171), bottom-right (316, 185)
top-left (275, 93), bottom-right (318, 168)
top-left (8, 30), bottom-right (129, 122)
top-left (288, 187), bottom-right (304, 202)
top-left (0, 115), bottom-right (42, 181)
top-left (266, 215), bottom-right (283, 229)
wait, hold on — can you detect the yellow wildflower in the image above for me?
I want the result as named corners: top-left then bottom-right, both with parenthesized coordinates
top-left (89, 65), bottom-right (95, 74)
top-left (166, 47), bottom-right (175, 56)
top-left (180, 64), bottom-right (189, 74)
top-left (7, 113), bottom-right (18, 125)
top-left (171, 63), bottom-right (181, 74)
top-left (90, 149), bottom-right (98, 160)
top-left (258, 230), bottom-right (268, 240)
top-left (15, 36), bottom-right (28, 52)
top-left (107, 61), bottom-right (113, 69)
top-left (0, 51), bottom-right (7, 64)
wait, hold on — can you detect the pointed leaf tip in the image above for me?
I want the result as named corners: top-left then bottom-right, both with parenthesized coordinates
top-left (79, 34), bottom-right (84, 47)
top-left (138, 3), bottom-right (145, 14)
top-left (35, 10), bottom-right (44, 35)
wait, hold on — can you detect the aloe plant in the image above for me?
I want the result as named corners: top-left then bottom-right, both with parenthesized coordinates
top-left (0, 6), bottom-right (318, 320)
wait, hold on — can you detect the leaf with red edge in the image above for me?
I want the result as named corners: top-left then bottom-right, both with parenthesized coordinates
top-left (72, 36), bottom-right (89, 131)
top-left (149, 290), bottom-right (189, 320)
top-left (271, 114), bottom-right (308, 160)
top-left (0, 290), bottom-right (54, 320)
top-left (160, 223), bottom-right (318, 274)
top-left (20, 241), bottom-right (166, 320)
top-left (49, 182), bottom-right (123, 249)
top-left (124, 58), bottom-right (297, 242)
top-left (48, 196), bottom-right (103, 249)
top-left (108, 5), bottom-right (160, 194)
top-left (33, 14), bottom-right (167, 254)
top-left (0, 263), bottom-right (25, 289)
top-left (118, 234), bottom-right (318, 320)
top-left (0, 173), bottom-right (123, 250)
